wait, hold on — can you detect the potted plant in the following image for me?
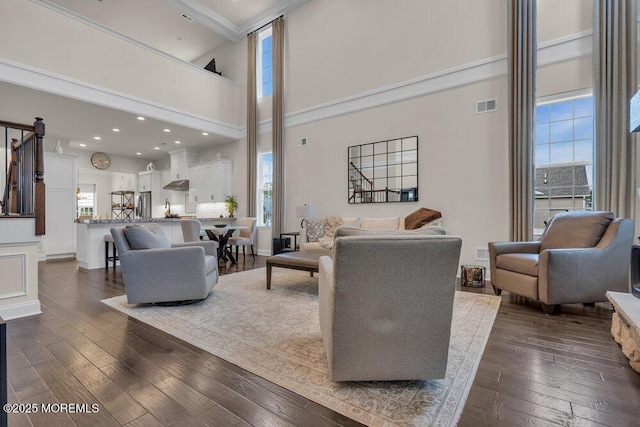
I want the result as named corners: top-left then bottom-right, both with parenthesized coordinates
top-left (225, 194), bottom-right (238, 218)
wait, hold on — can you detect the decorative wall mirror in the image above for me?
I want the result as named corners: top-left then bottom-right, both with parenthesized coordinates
top-left (348, 136), bottom-right (418, 204)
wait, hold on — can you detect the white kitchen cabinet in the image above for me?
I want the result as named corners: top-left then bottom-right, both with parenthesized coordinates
top-left (189, 159), bottom-right (232, 204)
top-left (188, 165), bottom-right (205, 203)
top-left (138, 172), bottom-right (151, 192)
top-left (43, 152), bottom-right (77, 259)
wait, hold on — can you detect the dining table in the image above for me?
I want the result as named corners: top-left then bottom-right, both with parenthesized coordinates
top-left (204, 225), bottom-right (248, 264)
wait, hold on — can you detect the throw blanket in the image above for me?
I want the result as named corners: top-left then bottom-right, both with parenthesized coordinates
top-left (318, 215), bottom-right (344, 250)
top-left (405, 207), bottom-right (442, 230)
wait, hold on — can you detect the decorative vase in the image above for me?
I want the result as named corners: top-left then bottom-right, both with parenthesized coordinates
top-left (54, 141), bottom-right (63, 154)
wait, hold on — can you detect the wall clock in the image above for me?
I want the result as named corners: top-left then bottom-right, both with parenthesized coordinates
top-left (91, 152), bottom-right (111, 169)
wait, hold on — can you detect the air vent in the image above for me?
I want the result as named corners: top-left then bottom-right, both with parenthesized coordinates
top-left (296, 137), bottom-right (308, 147)
top-left (475, 247), bottom-right (490, 261)
top-left (181, 14), bottom-right (194, 22)
top-left (475, 99), bottom-right (497, 114)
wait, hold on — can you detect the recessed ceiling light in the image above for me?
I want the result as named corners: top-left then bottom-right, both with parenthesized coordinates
top-left (137, 116), bottom-right (145, 121)
top-left (93, 136), bottom-right (101, 140)
top-left (79, 143), bottom-right (86, 147)
top-left (154, 147), bottom-right (160, 150)
top-left (163, 129), bottom-right (171, 132)
top-left (174, 140), bottom-right (181, 144)
top-left (202, 132), bottom-right (208, 136)
top-left (112, 128), bottom-right (120, 132)
top-left (177, 36), bottom-right (183, 41)
top-left (136, 152), bottom-right (142, 156)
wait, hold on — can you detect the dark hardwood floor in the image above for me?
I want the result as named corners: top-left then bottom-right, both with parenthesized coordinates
top-left (5, 258), bottom-right (640, 426)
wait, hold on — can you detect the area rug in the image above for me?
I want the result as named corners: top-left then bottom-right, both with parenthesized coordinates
top-left (102, 268), bottom-right (501, 426)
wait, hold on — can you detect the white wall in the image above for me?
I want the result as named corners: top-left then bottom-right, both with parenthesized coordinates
top-left (199, 0), bottom-right (601, 261)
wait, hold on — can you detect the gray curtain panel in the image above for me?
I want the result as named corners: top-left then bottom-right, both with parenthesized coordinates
top-left (272, 16), bottom-right (285, 238)
top-left (246, 31), bottom-right (258, 217)
top-left (508, 0), bottom-right (537, 242)
top-left (593, 0), bottom-right (637, 219)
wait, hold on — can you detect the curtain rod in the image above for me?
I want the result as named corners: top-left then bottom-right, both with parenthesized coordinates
top-left (249, 15), bottom-right (283, 35)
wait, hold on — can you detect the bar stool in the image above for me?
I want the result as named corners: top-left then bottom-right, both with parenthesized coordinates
top-left (104, 233), bottom-right (118, 269)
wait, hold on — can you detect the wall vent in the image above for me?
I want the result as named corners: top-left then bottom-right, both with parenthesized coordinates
top-left (476, 99), bottom-right (497, 114)
top-left (475, 247), bottom-right (490, 261)
top-left (296, 137), bottom-right (308, 147)
top-left (181, 14), bottom-right (194, 22)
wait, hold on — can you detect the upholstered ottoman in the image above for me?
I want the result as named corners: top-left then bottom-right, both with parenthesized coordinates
top-left (266, 250), bottom-right (325, 289)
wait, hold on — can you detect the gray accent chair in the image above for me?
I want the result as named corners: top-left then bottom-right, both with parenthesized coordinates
top-left (110, 223), bottom-right (219, 304)
top-left (318, 229), bottom-right (462, 381)
top-left (181, 219), bottom-right (202, 242)
top-left (489, 211), bottom-right (634, 314)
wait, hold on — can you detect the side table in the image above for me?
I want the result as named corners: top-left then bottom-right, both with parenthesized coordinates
top-left (279, 231), bottom-right (300, 253)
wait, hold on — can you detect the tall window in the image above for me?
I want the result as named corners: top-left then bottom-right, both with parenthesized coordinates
top-left (534, 93), bottom-right (593, 234)
top-left (258, 29), bottom-right (273, 97)
top-left (258, 152), bottom-right (273, 226)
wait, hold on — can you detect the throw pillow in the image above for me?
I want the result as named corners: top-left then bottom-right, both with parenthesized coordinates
top-left (404, 207), bottom-right (442, 230)
top-left (540, 211), bottom-right (614, 251)
top-left (318, 215), bottom-right (344, 249)
top-left (341, 216), bottom-right (361, 228)
top-left (305, 218), bottom-right (325, 242)
top-left (124, 223), bottom-right (171, 250)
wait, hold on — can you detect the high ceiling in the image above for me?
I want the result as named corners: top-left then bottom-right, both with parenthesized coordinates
top-left (1, 0), bottom-right (309, 159)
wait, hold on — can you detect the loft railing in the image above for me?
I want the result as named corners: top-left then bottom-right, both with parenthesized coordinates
top-left (1, 118), bottom-right (46, 235)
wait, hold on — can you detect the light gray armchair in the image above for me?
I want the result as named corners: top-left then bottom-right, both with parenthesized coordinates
top-left (111, 223), bottom-right (219, 304)
top-left (318, 228), bottom-right (462, 381)
top-left (489, 211), bottom-right (634, 314)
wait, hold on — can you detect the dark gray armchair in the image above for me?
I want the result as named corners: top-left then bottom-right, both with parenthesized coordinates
top-left (489, 211), bottom-right (634, 314)
top-left (111, 223), bottom-right (219, 304)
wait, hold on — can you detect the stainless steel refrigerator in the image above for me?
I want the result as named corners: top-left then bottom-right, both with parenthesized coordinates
top-left (137, 191), bottom-right (152, 218)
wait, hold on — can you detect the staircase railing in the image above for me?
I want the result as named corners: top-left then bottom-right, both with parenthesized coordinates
top-left (349, 161), bottom-right (374, 203)
top-left (1, 118), bottom-right (46, 235)
top-left (349, 162), bottom-right (402, 203)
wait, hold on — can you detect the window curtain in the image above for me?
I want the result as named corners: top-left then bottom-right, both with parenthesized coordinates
top-left (508, 0), bottom-right (537, 241)
top-left (271, 16), bottom-right (285, 238)
top-left (593, 0), bottom-right (637, 219)
top-left (246, 31), bottom-right (257, 217)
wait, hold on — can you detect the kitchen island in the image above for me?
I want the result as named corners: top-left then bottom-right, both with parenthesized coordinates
top-left (76, 217), bottom-right (234, 270)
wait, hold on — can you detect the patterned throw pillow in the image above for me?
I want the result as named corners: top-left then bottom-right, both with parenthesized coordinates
top-left (305, 218), bottom-right (325, 242)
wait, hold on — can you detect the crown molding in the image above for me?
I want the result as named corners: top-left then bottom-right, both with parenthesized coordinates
top-left (165, 0), bottom-right (242, 42)
top-left (0, 58), bottom-right (244, 139)
top-left (257, 31), bottom-right (595, 134)
top-left (168, 0), bottom-right (312, 40)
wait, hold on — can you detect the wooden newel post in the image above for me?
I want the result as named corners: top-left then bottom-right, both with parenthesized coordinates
top-left (34, 117), bottom-right (46, 236)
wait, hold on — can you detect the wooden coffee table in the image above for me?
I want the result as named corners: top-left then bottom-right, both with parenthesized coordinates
top-left (265, 250), bottom-right (327, 289)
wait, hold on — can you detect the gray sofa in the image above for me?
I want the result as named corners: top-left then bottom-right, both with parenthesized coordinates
top-left (489, 211), bottom-right (634, 314)
top-left (318, 227), bottom-right (462, 381)
top-left (111, 223), bottom-right (219, 304)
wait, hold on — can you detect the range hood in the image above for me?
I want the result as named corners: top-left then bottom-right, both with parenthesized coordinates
top-left (163, 179), bottom-right (189, 190)
top-left (163, 149), bottom-right (199, 191)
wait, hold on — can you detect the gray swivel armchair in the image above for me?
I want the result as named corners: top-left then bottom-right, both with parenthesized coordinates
top-left (318, 228), bottom-right (462, 381)
top-left (489, 211), bottom-right (634, 314)
top-left (111, 223), bottom-right (219, 304)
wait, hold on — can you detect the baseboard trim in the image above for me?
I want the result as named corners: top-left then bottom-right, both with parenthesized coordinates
top-left (0, 300), bottom-right (42, 320)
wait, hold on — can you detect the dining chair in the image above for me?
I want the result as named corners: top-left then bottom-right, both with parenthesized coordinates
top-left (228, 217), bottom-right (257, 260)
top-left (181, 219), bottom-right (202, 242)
